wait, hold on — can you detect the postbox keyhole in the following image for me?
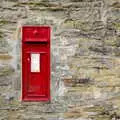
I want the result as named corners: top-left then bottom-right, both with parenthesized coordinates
top-left (27, 58), bottom-right (30, 62)
top-left (33, 30), bottom-right (39, 36)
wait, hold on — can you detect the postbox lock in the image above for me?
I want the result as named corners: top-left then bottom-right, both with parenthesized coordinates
top-left (33, 30), bottom-right (39, 36)
top-left (27, 58), bottom-right (30, 62)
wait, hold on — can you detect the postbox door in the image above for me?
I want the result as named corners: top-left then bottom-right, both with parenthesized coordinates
top-left (29, 53), bottom-right (47, 94)
top-left (22, 47), bottom-right (50, 101)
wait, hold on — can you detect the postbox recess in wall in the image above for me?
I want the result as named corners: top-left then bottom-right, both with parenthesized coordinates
top-left (22, 26), bottom-right (50, 101)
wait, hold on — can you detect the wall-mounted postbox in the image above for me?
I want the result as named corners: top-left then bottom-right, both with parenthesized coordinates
top-left (22, 26), bottom-right (50, 101)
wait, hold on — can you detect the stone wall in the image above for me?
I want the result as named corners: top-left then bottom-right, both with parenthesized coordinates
top-left (0, 0), bottom-right (120, 120)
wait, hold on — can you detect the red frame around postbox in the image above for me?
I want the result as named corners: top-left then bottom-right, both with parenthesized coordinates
top-left (22, 26), bottom-right (50, 101)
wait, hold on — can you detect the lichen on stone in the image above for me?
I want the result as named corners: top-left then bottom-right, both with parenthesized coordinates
top-left (0, 65), bottom-right (14, 77)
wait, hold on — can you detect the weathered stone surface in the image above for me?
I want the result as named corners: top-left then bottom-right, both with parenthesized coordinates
top-left (0, 0), bottom-right (120, 120)
top-left (0, 65), bottom-right (14, 77)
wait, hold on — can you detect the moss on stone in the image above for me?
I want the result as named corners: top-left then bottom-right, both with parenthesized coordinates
top-left (14, 2), bottom-right (53, 7)
top-left (0, 20), bottom-right (9, 26)
top-left (31, 2), bottom-right (50, 7)
top-left (111, 2), bottom-right (120, 8)
top-left (0, 66), bottom-right (14, 77)
top-left (64, 112), bottom-right (81, 118)
top-left (63, 19), bottom-right (91, 30)
top-left (114, 47), bottom-right (120, 56)
top-left (90, 115), bottom-right (110, 120)
top-left (6, 0), bottom-right (17, 1)
top-left (84, 106), bottom-right (105, 113)
top-left (46, 7), bottom-right (66, 11)
top-left (67, 86), bottom-right (94, 93)
top-left (71, 0), bottom-right (84, 2)
top-left (0, 31), bottom-right (3, 38)
top-left (0, 54), bottom-right (12, 60)
top-left (14, 2), bottom-right (65, 11)
top-left (113, 23), bottom-right (120, 30)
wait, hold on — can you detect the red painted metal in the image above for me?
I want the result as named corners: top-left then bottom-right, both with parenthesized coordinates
top-left (22, 26), bottom-right (50, 101)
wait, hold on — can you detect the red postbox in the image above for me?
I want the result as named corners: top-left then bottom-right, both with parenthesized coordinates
top-left (22, 26), bottom-right (50, 101)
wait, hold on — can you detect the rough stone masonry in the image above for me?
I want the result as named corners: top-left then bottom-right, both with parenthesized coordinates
top-left (0, 0), bottom-right (120, 120)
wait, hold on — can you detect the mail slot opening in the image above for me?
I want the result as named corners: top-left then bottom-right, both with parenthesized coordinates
top-left (22, 26), bottom-right (50, 43)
